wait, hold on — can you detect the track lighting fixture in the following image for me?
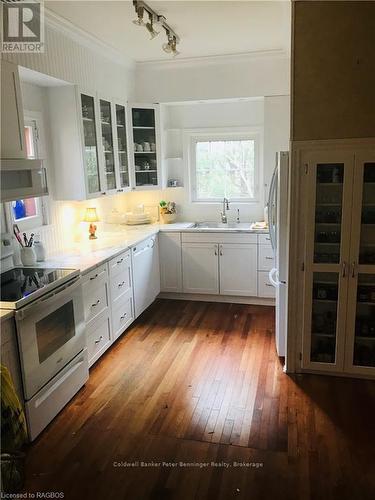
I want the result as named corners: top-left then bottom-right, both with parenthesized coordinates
top-left (132, 1), bottom-right (180, 56)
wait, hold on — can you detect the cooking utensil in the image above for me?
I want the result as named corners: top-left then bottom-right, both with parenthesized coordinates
top-left (28, 233), bottom-right (35, 247)
top-left (13, 224), bottom-right (24, 247)
top-left (23, 233), bottom-right (29, 247)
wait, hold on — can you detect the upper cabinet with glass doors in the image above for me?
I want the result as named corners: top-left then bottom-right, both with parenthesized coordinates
top-left (50, 86), bottom-right (131, 200)
top-left (301, 147), bottom-right (375, 378)
top-left (129, 104), bottom-right (161, 190)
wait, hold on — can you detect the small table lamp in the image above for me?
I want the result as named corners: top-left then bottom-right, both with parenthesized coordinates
top-left (84, 207), bottom-right (99, 239)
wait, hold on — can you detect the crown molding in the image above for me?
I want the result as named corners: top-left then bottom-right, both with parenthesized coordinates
top-left (44, 8), bottom-right (135, 70)
top-left (136, 48), bottom-right (289, 68)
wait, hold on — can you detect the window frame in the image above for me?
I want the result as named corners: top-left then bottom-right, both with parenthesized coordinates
top-left (185, 127), bottom-right (263, 204)
top-left (4, 110), bottom-right (50, 232)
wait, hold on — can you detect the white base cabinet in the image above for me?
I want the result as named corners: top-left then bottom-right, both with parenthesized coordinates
top-left (182, 242), bottom-right (219, 294)
top-left (219, 244), bottom-right (257, 296)
top-left (109, 249), bottom-right (134, 340)
top-left (132, 235), bottom-right (160, 318)
top-left (159, 232), bottom-right (183, 292)
top-left (82, 263), bottom-right (112, 367)
top-left (159, 231), bottom-right (274, 299)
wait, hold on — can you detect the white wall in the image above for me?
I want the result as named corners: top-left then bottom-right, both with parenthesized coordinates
top-left (135, 51), bottom-right (290, 103)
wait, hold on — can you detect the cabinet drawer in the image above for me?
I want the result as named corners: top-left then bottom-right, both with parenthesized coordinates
top-left (112, 293), bottom-right (134, 341)
top-left (86, 313), bottom-right (111, 367)
top-left (258, 271), bottom-right (275, 298)
top-left (110, 267), bottom-right (132, 304)
top-left (82, 263), bottom-right (108, 292)
top-left (258, 234), bottom-right (272, 245)
top-left (258, 245), bottom-right (275, 271)
top-left (83, 281), bottom-right (108, 327)
top-left (109, 249), bottom-right (131, 279)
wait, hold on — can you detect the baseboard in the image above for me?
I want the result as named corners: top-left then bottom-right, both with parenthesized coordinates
top-left (158, 292), bottom-right (275, 306)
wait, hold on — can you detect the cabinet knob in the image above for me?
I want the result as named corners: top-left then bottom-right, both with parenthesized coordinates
top-left (117, 258), bottom-right (124, 264)
top-left (90, 273), bottom-right (98, 281)
top-left (120, 313), bottom-right (127, 321)
top-left (91, 299), bottom-right (100, 307)
top-left (101, 192), bottom-right (106, 195)
top-left (117, 189), bottom-right (123, 193)
top-left (95, 335), bottom-right (103, 344)
top-left (118, 281), bottom-right (125, 288)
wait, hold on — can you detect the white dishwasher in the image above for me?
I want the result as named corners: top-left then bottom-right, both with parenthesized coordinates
top-left (131, 235), bottom-right (161, 318)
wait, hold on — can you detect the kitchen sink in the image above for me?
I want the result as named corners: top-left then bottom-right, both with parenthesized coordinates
top-left (193, 222), bottom-right (252, 230)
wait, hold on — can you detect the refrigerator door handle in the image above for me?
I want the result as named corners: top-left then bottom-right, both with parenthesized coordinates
top-left (268, 167), bottom-right (277, 253)
top-left (269, 267), bottom-right (279, 288)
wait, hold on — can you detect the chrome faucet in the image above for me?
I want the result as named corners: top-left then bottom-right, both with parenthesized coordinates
top-left (221, 198), bottom-right (230, 223)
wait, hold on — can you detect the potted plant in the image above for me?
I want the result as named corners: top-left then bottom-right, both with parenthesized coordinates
top-left (159, 200), bottom-right (177, 224)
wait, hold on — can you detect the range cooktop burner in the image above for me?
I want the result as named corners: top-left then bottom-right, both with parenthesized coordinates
top-left (0, 267), bottom-right (76, 304)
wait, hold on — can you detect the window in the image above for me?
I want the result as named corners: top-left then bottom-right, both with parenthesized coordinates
top-left (188, 130), bottom-right (261, 203)
top-left (4, 113), bottom-right (48, 231)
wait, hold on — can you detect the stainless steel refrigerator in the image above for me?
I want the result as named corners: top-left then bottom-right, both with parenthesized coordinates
top-left (268, 151), bottom-right (289, 357)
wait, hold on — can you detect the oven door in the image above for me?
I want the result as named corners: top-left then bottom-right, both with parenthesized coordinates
top-left (15, 276), bottom-right (86, 400)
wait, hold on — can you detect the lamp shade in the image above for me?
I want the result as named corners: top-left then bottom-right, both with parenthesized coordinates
top-left (83, 207), bottom-right (99, 223)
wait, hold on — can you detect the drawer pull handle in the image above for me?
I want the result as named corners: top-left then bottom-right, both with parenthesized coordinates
top-left (90, 273), bottom-right (98, 281)
top-left (265, 283), bottom-right (273, 287)
top-left (95, 335), bottom-right (103, 344)
top-left (116, 258), bottom-right (124, 264)
top-left (118, 281), bottom-right (125, 288)
top-left (120, 313), bottom-right (127, 320)
top-left (91, 299), bottom-right (100, 307)
top-left (265, 257), bottom-right (273, 260)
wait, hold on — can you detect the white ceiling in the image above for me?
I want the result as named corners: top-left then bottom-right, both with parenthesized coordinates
top-left (45, 0), bottom-right (291, 62)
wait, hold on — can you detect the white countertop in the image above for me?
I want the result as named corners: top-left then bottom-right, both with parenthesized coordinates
top-left (17, 222), bottom-right (269, 276)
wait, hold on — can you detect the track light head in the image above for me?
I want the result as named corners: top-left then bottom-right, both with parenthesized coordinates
top-left (146, 20), bottom-right (159, 39)
top-left (133, 6), bottom-right (145, 26)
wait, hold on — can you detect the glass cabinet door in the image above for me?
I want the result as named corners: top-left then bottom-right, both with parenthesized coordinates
top-left (115, 104), bottom-right (129, 189)
top-left (310, 272), bottom-right (339, 364)
top-left (359, 162), bottom-right (375, 265)
top-left (345, 159), bottom-right (375, 373)
top-left (303, 155), bottom-right (353, 371)
top-left (132, 107), bottom-right (159, 188)
top-left (99, 99), bottom-right (116, 191)
top-left (352, 273), bottom-right (375, 368)
top-left (81, 94), bottom-right (101, 194)
top-left (313, 163), bottom-right (344, 264)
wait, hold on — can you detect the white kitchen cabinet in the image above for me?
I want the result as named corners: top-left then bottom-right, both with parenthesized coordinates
top-left (301, 147), bottom-right (375, 378)
top-left (82, 264), bottom-right (111, 367)
top-left (109, 250), bottom-right (135, 340)
top-left (48, 86), bottom-right (131, 200)
top-left (257, 239), bottom-right (275, 298)
top-left (258, 272), bottom-right (276, 298)
top-left (219, 243), bottom-right (257, 296)
top-left (129, 104), bottom-right (162, 190)
top-left (1, 317), bottom-right (23, 403)
top-left (1, 60), bottom-right (26, 159)
top-left (159, 232), bottom-right (183, 292)
top-left (132, 235), bottom-right (161, 318)
top-left (86, 313), bottom-right (111, 367)
top-left (182, 242), bottom-right (219, 294)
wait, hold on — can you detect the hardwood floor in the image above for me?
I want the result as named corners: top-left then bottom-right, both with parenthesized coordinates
top-left (24, 300), bottom-right (375, 500)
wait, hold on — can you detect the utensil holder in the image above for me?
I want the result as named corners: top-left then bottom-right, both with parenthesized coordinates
top-left (20, 247), bottom-right (37, 266)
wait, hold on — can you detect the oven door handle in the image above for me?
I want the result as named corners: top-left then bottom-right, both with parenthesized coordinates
top-left (15, 275), bottom-right (82, 321)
